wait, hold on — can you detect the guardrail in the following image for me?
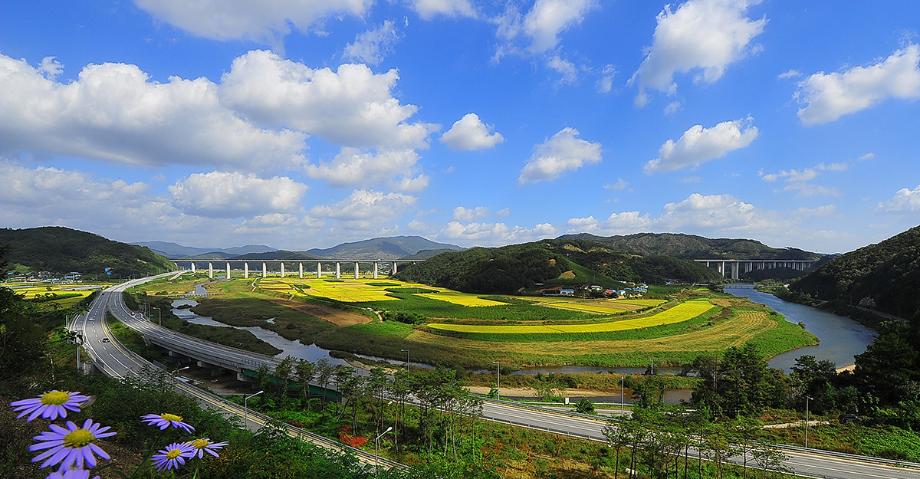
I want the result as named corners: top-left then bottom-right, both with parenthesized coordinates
top-left (778, 444), bottom-right (920, 470)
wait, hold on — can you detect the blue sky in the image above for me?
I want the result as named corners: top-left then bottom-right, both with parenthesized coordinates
top-left (0, 0), bottom-right (918, 253)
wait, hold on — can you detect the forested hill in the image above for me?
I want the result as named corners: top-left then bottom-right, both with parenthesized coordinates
top-left (557, 232), bottom-right (821, 260)
top-left (395, 239), bottom-right (721, 293)
top-left (0, 227), bottom-right (174, 277)
top-left (790, 225), bottom-right (920, 319)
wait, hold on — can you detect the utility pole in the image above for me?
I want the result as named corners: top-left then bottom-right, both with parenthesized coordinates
top-left (495, 361), bottom-right (501, 400)
top-left (400, 349), bottom-right (409, 373)
top-left (620, 375), bottom-right (625, 408)
top-left (244, 390), bottom-right (264, 427)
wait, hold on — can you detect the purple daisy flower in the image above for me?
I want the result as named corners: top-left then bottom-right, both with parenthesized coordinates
top-left (10, 391), bottom-right (90, 422)
top-left (152, 442), bottom-right (195, 471)
top-left (46, 469), bottom-right (99, 479)
top-left (30, 419), bottom-right (115, 470)
top-left (185, 438), bottom-right (228, 459)
top-left (140, 413), bottom-right (195, 433)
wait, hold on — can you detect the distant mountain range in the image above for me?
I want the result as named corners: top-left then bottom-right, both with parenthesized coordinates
top-left (133, 241), bottom-right (277, 259)
top-left (556, 233), bottom-right (822, 260)
top-left (135, 236), bottom-right (462, 261)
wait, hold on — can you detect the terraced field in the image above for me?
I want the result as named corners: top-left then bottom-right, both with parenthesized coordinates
top-left (426, 300), bottom-right (713, 335)
top-left (526, 296), bottom-right (665, 314)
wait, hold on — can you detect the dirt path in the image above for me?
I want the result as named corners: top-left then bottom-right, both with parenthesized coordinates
top-left (274, 298), bottom-right (371, 327)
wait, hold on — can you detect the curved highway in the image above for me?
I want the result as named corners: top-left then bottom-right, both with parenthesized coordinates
top-left (82, 274), bottom-right (920, 479)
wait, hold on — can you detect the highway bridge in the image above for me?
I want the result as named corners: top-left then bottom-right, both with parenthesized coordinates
top-left (77, 273), bottom-right (920, 479)
top-left (171, 258), bottom-right (424, 280)
top-left (695, 259), bottom-right (818, 280)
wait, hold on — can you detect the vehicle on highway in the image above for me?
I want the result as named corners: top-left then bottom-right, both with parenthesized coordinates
top-left (101, 337), bottom-right (110, 343)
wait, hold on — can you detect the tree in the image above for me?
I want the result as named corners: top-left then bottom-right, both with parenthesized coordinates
top-left (294, 359), bottom-right (315, 408)
top-left (314, 359), bottom-right (334, 407)
top-left (691, 345), bottom-right (783, 417)
top-left (575, 398), bottom-right (595, 414)
top-left (603, 422), bottom-right (631, 479)
top-left (274, 355), bottom-right (295, 399)
top-left (790, 355), bottom-right (838, 413)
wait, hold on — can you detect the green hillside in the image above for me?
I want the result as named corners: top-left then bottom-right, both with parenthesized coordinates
top-left (790, 225), bottom-right (920, 319)
top-left (0, 226), bottom-right (174, 277)
top-left (558, 232), bottom-right (821, 260)
top-left (395, 239), bottom-right (720, 293)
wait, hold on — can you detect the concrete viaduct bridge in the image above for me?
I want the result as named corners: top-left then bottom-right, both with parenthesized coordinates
top-left (172, 258), bottom-right (424, 280)
top-left (694, 259), bottom-right (818, 280)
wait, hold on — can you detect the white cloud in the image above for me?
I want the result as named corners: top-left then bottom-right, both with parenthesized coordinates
top-left (343, 20), bottom-right (400, 66)
top-left (219, 50), bottom-right (438, 150)
top-left (663, 101), bottom-right (682, 115)
top-left (879, 185), bottom-right (920, 212)
top-left (567, 211), bottom-right (651, 234)
top-left (645, 118), bottom-right (758, 173)
top-left (796, 44), bottom-right (920, 125)
top-left (604, 178), bottom-right (630, 191)
top-left (597, 64), bottom-right (615, 93)
top-left (452, 206), bottom-right (489, 221)
top-left (305, 148), bottom-right (420, 187)
top-left (440, 113), bottom-right (504, 150)
top-left (660, 193), bottom-right (768, 232)
top-left (496, 208), bottom-right (511, 218)
top-left (309, 189), bottom-right (416, 228)
top-left (0, 52), bottom-right (306, 170)
top-left (169, 171), bottom-right (307, 218)
top-left (519, 127), bottom-right (602, 184)
top-left (778, 69), bottom-right (800, 80)
top-left (395, 174), bottom-right (430, 192)
top-left (523, 0), bottom-right (597, 53)
top-left (631, 0), bottom-right (765, 106)
top-left (441, 221), bottom-right (556, 246)
top-left (408, 0), bottom-right (477, 19)
top-left (547, 55), bottom-right (578, 84)
top-left (759, 161), bottom-right (851, 197)
top-left (39, 56), bottom-right (62, 78)
top-left (795, 204), bottom-right (837, 218)
top-left (133, 0), bottom-right (371, 44)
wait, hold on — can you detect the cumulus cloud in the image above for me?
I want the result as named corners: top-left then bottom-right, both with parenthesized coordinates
top-left (0, 52), bottom-right (306, 170)
top-left (567, 211), bottom-right (652, 234)
top-left (645, 118), bottom-right (758, 173)
top-left (494, 0), bottom-right (597, 59)
top-left (879, 185), bottom-right (920, 212)
top-left (133, 0), bottom-right (371, 44)
top-left (440, 113), bottom-right (504, 150)
top-left (796, 44), bottom-right (920, 125)
top-left (220, 50), bottom-right (438, 150)
top-left (408, 0), bottom-right (477, 19)
top-left (547, 55), bottom-right (578, 84)
top-left (305, 148), bottom-right (420, 188)
top-left (778, 69), bottom-right (800, 80)
top-left (519, 127), bottom-right (602, 184)
top-left (441, 221), bottom-right (556, 246)
top-left (452, 206), bottom-right (489, 221)
top-left (759, 161), bottom-right (851, 197)
top-left (169, 171), bottom-right (307, 218)
top-left (603, 178), bottom-right (630, 191)
top-left (596, 64), bottom-right (615, 93)
top-left (630, 0), bottom-right (765, 106)
top-left (309, 189), bottom-right (416, 228)
top-left (343, 20), bottom-right (400, 66)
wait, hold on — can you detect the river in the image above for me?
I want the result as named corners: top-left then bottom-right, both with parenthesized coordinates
top-left (723, 284), bottom-right (876, 371)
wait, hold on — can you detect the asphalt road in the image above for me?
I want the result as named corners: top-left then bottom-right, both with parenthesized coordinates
top-left (81, 274), bottom-right (920, 479)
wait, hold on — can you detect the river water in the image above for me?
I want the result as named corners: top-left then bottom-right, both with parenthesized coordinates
top-left (723, 284), bottom-right (876, 371)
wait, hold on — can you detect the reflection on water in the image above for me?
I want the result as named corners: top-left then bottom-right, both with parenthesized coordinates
top-left (170, 299), bottom-right (347, 366)
top-left (724, 284), bottom-right (876, 371)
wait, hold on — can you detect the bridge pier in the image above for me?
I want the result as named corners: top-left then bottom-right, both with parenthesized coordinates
top-left (317, 262), bottom-right (322, 278)
top-left (299, 263), bottom-right (304, 278)
top-left (335, 263), bottom-right (341, 279)
top-left (208, 262), bottom-right (213, 279)
top-left (354, 262), bottom-right (359, 279)
top-left (262, 262), bottom-right (267, 277)
top-left (373, 262), bottom-right (378, 279)
top-left (244, 262), bottom-right (249, 279)
top-left (281, 263), bottom-right (285, 278)
top-left (393, 261), bottom-right (398, 275)
top-left (191, 262), bottom-right (196, 274)
top-left (226, 262), bottom-right (231, 279)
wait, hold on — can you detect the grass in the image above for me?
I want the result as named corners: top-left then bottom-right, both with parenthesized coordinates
top-left (426, 300), bottom-right (715, 335)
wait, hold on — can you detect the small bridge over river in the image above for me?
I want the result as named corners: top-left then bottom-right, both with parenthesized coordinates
top-left (171, 258), bottom-right (425, 280)
top-left (694, 259), bottom-right (817, 280)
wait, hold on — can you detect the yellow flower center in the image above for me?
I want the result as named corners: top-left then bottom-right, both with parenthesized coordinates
top-left (165, 448), bottom-right (182, 460)
top-left (63, 429), bottom-right (95, 448)
top-left (160, 413), bottom-right (183, 422)
top-left (40, 391), bottom-right (70, 406)
top-left (190, 438), bottom-right (209, 449)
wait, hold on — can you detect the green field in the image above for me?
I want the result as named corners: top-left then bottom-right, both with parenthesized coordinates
top-left (128, 274), bottom-right (817, 370)
top-left (4, 282), bottom-right (106, 311)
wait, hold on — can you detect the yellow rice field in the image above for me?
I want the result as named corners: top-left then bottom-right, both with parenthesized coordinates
top-left (259, 277), bottom-right (506, 306)
top-left (426, 299), bottom-right (715, 334)
top-left (414, 290), bottom-right (508, 307)
top-left (526, 297), bottom-right (665, 314)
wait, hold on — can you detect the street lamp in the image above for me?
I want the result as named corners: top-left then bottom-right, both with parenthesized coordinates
top-left (620, 375), bottom-right (625, 408)
top-left (805, 395), bottom-right (813, 448)
top-left (152, 306), bottom-right (161, 326)
top-left (244, 390), bottom-right (264, 426)
top-left (400, 349), bottom-right (409, 373)
top-left (373, 426), bottom-right (393, 477)
top-left (494, 361), bottom-right (501, 400)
